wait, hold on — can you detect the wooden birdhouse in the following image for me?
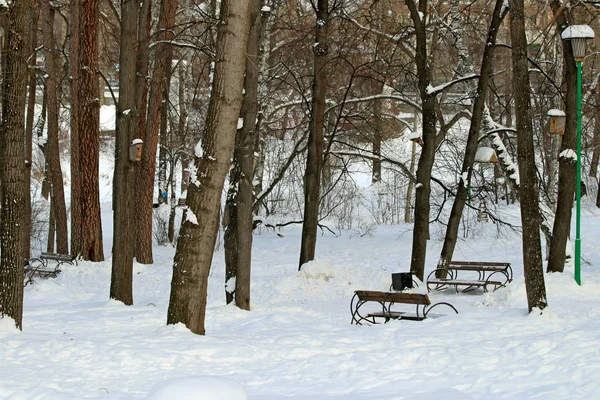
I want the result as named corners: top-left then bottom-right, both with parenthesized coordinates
top-left (474, 147), bottom-right (498, 163)
top-left (407, 131), bottom-right (423, 146)
top-left (547, 109), bottom-right (566, 135)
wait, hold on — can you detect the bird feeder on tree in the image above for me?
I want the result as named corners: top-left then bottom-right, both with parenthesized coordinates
top-left (561, 25), bottom-right (595, 62)
top-left (474, 147), bottom-right (498, 163)
top-left (130, 139), bottom-right (143, 162)
top-left (547, 109), bottom-right (566, 135)
top-left (407, 131), bottom-right (423, 146)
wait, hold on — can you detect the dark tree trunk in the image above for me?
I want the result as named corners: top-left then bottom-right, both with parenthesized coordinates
top-left (547, 3), bottom-right (578, 273)
top-left (407, 0), bottom-right (436, 282)
top-left (77, 0), bottom-right (104, 261)
top-left (69, 0), bottom-right (81, 257)
top-left (224, 0), bottom-right (264, 309)
top-left (0, 0), bottom-right (32, 330)
top-left (157, 86), bottom-right (169, 205)
top-left (47, 199), bottom-right (56, 252)
top-left (299, 0), bottom-right (329, 270)
top-left (23, 4), bottom-right (39, 260)
top-left (437, 0), bottom-right (506, 270)
top-left (372, 92), bottom-right (382, 184)
top-left (135, 0), bottom-right (177, 264)
top-left (133, 0), bottom-right (151, 259)
top-left (509, 0), bottom-right (547, 311)
top-left (590, 105), bottom-right (600, 178)
top-left (42, 1), bottom-right (68, 255)
top-left (110, 0), bottom-right (139, 305)
top-left (167, 0), bottom-right (251, 335)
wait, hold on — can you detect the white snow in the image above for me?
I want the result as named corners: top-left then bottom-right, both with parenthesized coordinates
top-left (194, 140), bottom-right (203, 158)
top-left (225, 277), bottom-right (236, 294)
top-left (185, 208), bottom-right (198, 225)
top-left (407, 131), bottom-right (421, 140)
top-left (131, 138), bottom-right (143, 145)
top-left (147, 376), bottom-right (247, 400)
top-left (237, 118), bottom-right (244, 130)
top-left (474, 146), bottom-right (497, 163)
top-left (561, 25), bottom-right (595, 39)
top-left (547, 109), bottom-right (566, 117)
top-left (560, 148), bottom-right (578, 161)
top-left (4, 213), bottom-right (600, 398)
top-left (261, 5), bottom-right (271, 13)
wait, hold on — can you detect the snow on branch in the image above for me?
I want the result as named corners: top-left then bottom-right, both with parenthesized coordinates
top-left (326, 93), bottom-right (421, 114)
top-left (425, 73), bottom-right (479, 96)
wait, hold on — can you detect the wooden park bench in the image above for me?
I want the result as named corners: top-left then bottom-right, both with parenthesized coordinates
top-left (350, 290), bottom-right (458, 325)
top-left (23, 252), bottom-right (77, 286)
top-left (426, 260), bottom-right (512, 294)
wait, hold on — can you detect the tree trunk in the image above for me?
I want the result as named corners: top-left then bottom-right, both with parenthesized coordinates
top-left (407, 0), bottom-right (436, 282)
top-left (372, 89), bottom-right (383, 184)
top-left (69, 0), bottom-right (81, 257)
top-left (167, 0), bottom-right (251, 335)
top-left (299, 0), bottom-right (329, 270)
top-left (47, 199), bottom-right (56, 252)
top-left (589, 96), bottom-right (600, 178)
top-left (110, 0), bottom-right (139, 306)
top-left (157, 80), bottom-right (171, 204)
top-left (546, 3), bottom-right (578, 273)
top-left (77, 0), bottom-right (104, 261)
top-left (0, 0), bottom-right (32, 330)
top-left (224, 0), bottom-right (264, 309)
top-left (42, 1), bottom-right (68, 255)
top-left (23, 4), bottom-right (39, 260)
top-left (135, 0), bottom-right (177, 264)
top-left (509, 0), bottom-right (547, 311)
top-left (437, 0), bottom-right (506, 270)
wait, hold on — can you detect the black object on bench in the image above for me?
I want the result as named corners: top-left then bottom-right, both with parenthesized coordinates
top-left (391, 272), bottom-right (416, 291)
top-left (24, 252), bottom-right (77, 286)
top-left (350, 290), bottom-right (458, 325)
top-left (426, 260), bottom-right (512, 293)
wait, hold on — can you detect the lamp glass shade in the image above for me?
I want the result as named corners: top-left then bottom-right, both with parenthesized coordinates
top-left (572, 38), bottom-right (587, 61)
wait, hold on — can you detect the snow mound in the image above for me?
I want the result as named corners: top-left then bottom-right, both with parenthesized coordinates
top-left (0, 317), bottom-right (18, 333)
top-left (147, 376), bottom-right (247, 400)
top-left (299, 259), bottom-right (341, 280)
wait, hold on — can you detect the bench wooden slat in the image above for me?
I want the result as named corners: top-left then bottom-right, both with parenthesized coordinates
top-left (449, 261), bottom-right (511, 267)
top-left (355, 290), bottom-right (431, 305)
top-left (427, 279), bottom-right (504, 287)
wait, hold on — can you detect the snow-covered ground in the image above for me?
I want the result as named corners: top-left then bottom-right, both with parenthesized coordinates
top-left (2, 204), bottom-right (600, 399)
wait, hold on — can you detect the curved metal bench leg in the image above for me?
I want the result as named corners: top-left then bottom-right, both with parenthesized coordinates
top-left (425, 302), bottom-right (459, 317)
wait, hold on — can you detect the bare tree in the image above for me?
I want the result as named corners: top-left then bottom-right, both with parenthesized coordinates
top-left (77, 0), bottom-right (104, 261)
top-left (167, 0), bottom-right (252, 334)
top-left (509, 0), bottom-right (547, 311)
top-left (41, 0), bottom-right (68, 255)
top-left (546, 3), bottom-right (578, 274)
top-left (110, 0), bottom-right (139, 305)
top-left (135, 0), bottom-right (178, 264)
top-left (406, 0), bottom-right (437, 281)
top-left (69, 0), bottom-right (81, 256)
top-left (223, 0), bottom-right (266, 309)
top-left (437, 0), bottom-right (507, 269)
top-left (299, 0), bottom-right (331, 270)
top-left (0, 0), bottom-right (33, 329)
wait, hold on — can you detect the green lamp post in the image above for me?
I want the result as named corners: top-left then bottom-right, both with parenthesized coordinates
top-left (561, 24), bottom-right (595, 285)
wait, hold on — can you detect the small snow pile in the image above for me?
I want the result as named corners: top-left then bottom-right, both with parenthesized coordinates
top-left (147, 376), bottom-right (247, 400)
top-left (0, 317), bottom-right (18, 333)
top-left (299, 259), bottom-right (339, 281)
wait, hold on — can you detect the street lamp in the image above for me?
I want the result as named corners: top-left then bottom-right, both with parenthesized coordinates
top-left (561, 24), bottom-right (595, 285)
